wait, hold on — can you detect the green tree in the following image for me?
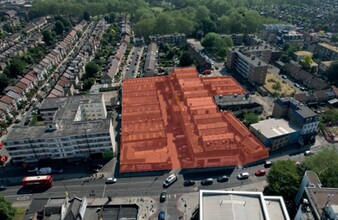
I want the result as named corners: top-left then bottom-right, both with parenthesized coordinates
top-left (4, 58), bottom-right (26, 78)
top-left (154, 13), bottom-right (175, 35)
top-left (0, 73), bottom-right (9, 92)
top-left (42, 30), bottom-right (55, 46)
top-left (325, 61), bottom-right (338, 86)
top-left (54, 20), bottom-right (64, 35)
top-left (272, 81), bottom-right (282, 91)
top-left (83, 77), bottom-right (95, 91)
top-left (265, 160), bottom-right (301, 201)
top-left (85, 62), bottom-right (99, 78)
top-left (83, 11), bottom-right (91, 21)
top-left (134, 18), bottom-right (155, 38)
top-left (179, 52), bottom-right (194, 67)
top-left (0, 195), bottom-right (16, 220)
top-left (301, 147), bottom-right (338, 187)
top-left (243, 112), bottom-right (259, 126)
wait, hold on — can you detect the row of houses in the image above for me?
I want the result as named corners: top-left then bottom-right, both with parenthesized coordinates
top-left (48, 20), bottom-right (106, 98)
top-left (282, 61), bottom-right (329, 91)
top-left (101, 17), bottom-right (131, 84)
top-left (0, 20), bottom-right (88, 120)
top-left (0, 17), bottom-right (47, 52)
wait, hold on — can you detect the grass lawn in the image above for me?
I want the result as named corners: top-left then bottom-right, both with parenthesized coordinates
top-left (14, 207), bottom-right (26, 220)
top-left (264, 73), bottom-right (296, 97)
top-left (151, 7), bottom-right (164, 12)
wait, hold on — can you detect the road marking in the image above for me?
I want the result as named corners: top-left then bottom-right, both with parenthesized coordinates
top-left (17, 196), bottom-right (30, 201)
top-left (102, 184), bottom-right (106, 198)
top-left (174, 194), bottom-right (176, 198)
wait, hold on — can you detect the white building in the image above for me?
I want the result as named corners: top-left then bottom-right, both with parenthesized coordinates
top-left (3, 94), bottom-right (116, 165)
top-left (199, 190), bottom-right (290, 220)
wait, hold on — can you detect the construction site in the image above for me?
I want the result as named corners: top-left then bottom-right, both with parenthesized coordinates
top-left (120, 68), bottom-right (269, 173)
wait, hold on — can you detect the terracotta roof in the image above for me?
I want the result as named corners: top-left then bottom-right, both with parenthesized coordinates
top-left (20, 77), bottom-right (31, 85)
top-left (0, 95), bottom-right (14, 105)
top-left (25, 72), bottom-right (37, 81)
top-left (15, 81), bottom-right (28, 90)
top-left (120, 67), bottom-right (268, 173)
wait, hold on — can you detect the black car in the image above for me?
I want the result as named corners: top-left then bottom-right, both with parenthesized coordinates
top-left (264, 161), bottom-right (273, 168)
top-left (217, 175), bottom-right (229, 182)
top-left (0, 185), bottom-right (7, 191)
top-left (160, 191), bottom-right (167, 202)
top-left (201, 178), bottom-right (213, 185)
top-left (183, 180), bottom-right (195, 187)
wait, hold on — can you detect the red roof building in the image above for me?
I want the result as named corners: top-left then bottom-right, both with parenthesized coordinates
top-left (120, 68), bottom-right (268, 173)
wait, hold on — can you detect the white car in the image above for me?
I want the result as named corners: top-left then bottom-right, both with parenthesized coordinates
top-left (106, 177), bottom-right (117, 184)
top-left (304, 150), bottom-right (314, 156)
top-left (237, 172), bottom-right (249, 180)
top-left (37, 167), bottom-right (52, 175)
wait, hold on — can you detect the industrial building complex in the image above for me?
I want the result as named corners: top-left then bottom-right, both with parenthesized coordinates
top-left (120, 68), bottom-right (269, 173)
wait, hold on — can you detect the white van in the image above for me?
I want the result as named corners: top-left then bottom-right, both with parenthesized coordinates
top-left (163, 174), bottom-right (177, 187)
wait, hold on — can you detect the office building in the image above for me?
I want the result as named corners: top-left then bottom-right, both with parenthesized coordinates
top-left (3, 94), bottom-right (115, 165)
top-left (200, 190), bottom-right (290, 220)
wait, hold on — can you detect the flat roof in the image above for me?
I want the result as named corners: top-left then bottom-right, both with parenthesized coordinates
top-left (250, 118), bottom-right (298, 138)
top-left (318, 43), bottom-right (338, 53)
top-left (294, 51), bottom-right (313, 56)
top-left (5, 94), bottom-right (111, 140)
top-left (200, 190), bottom-right (290, 220)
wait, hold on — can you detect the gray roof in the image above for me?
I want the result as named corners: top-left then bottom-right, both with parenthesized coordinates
top-left (277, 97), bottom-right (317, 119)
top-left (6, 94), bottom-right (110, 140)
top-left (251, 118), bottom-right (299, 139)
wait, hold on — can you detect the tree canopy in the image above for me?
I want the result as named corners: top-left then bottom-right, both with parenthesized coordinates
top-left (325, 61), bottom-right (338, 86)
top-left (201, 32), bottom-right (233, 58)
top-left (265, 160), bottom-right (301, 201)
top-left (85, 62), bottom-right (99, 78)
top-left (301, 147), bottom-right (338, 187)
top-left (0, 195), bottom-right (16, 220)
top-left (179, 51), bottom-right (194, 67)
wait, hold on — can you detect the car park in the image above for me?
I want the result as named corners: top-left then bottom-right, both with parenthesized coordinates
top-left (160, 191), bottom-right (167, 202)
top-left (201, 178), bottom-right (213, 185)
top-left (183, 180), bottom-right (195, 186)
top-left (217, 175), bottom-right (229, 182)
top-left (264, 161), bottom-right (273, 168)
top-left (255, 169), bottom-right (267, 176)
top-left (106, 177), bottom-right (117, 184)
top-left (237, 172), bottom-right (249, 180)
top-left (304, 150), bottom-right (314, 156)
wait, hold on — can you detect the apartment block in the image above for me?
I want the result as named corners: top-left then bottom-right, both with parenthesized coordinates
top-left (227, 47), bottom-right (268, 85)
top-left (3, 94), bottom-right (115, 165)
top-left (272, 97), bottom-right (319, 145)
top-left (316, 43), bottom-right (338, 61)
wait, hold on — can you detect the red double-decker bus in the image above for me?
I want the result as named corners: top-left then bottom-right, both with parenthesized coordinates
top-left (22, 175), bottom-right (54, 189)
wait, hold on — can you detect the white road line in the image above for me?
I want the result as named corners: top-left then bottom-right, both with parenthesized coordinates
top-left (102, 184), bottom-right (106, 198)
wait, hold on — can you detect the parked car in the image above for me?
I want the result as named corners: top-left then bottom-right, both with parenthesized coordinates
top-left (217, 175), bottom-right (229, 182)
top-left (163, 174), bottom-right (177, 188)
top-left (201, 178), bottom-right (213, 185)
top-left (37, 167), bottom-right (52, 175)
top-left (264, 161), bottom-right (273, 168)
top-left (304, 150), bottom-right (314, 156)
top-left (0, 155), bottom-right (8, 164)
top-left (52, 168), bottom-right (64, 174)
top-left (0, 142), bottom-right (4, 149)
top-left (237, 172), bottom-right (249, 180)
top-left (106, 177), bottom-right (117, 184)
top-left (183, 180), bottom-right (195, 187)
top-left (282, 75), bottom-right (287, 79)
top-left (255, 169), bottom-right (267, 176)
top-left (294, 83), bottom-right (300, 88)
top-left (158, 211), bottom-right (165, 220)
top-left (0, 185), bottom-right (7, 191)
top-left (160, 191), bottom-right (167, 202)
top-left (27, 167), bottom-right (38, 173)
